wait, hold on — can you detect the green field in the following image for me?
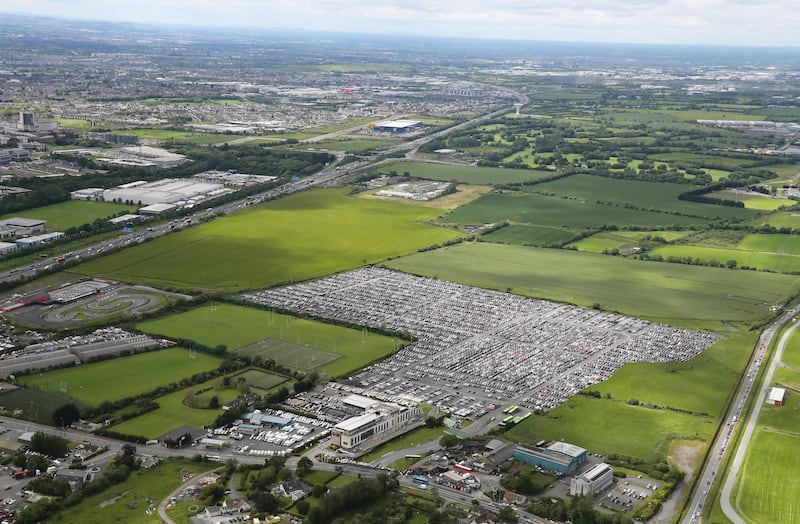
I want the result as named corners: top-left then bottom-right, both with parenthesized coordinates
top-left (738, 233), bottom-right (800, 255)
top-left (780, 328), bottom-right (800, 370)
top-left (123, 128), bottom-right (242, 144)
top-left (482, 224), bottom-right (579, 246)
top-left (0, 200), bottom-right (133, 231)
top-left (384, 242), bottom-right (800, 324)
top-left (235, 338), bottom-right (340, 371)
top-left (307, 138), bottom-right (402, 153)
top-left (378, 161), bottom-right (555, 185)
top-left (0, 388), bottom-right (77, 424)
top-left (757, 212), bottom-right (800, 230)
top-left (651, 244), bottom-right (800, 274)
top-left (592, 332), bottom-right (756, 418)
top-left (506, 395), bottom-right (715, 461)
top-left (229, 369), bottom-right (288, 390)
top-left (737, 429), bottom-right (800, 524)
top-left (529, 174), bottom-right (756, 219)
top-left (56, 459), bottom-right (215, 524)
top-left (705, 190), bottom-right (790, 211)
top-left (19, 348), bottom-right (222, 405)
top-left (72, 189), bottom-right (461, 292)
top-left (110, 373), bottom-right (244, 438)
top-left (441, 192), bottom-right (708, 228)
top-left (138, 303), bottom-right (401, 377)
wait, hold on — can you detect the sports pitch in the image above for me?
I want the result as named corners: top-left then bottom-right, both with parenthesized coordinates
top-left (235, 338), bottom-right (340, 371)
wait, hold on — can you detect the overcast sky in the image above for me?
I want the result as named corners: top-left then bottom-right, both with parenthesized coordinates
top-left (3, 0), bottom-right (799, 47)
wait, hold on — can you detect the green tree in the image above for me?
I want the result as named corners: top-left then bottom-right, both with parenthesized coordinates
top-left (52, 404), bottom-right (81, 428)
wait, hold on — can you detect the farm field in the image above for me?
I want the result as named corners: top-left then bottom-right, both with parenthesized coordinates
top-left (738, 233), bottom-right (800, 255)
top-left (650, 244), bottom-right (800, 274)
top-left (528, 174), bottom-right (756, 219)
top-left (110, 373), bottom-right (244, 438)
top-left (137, 303), bottom-right (401, 377)
top-left (439, 192), bottom-right (708, 228)
top-left (377, 161), bottom-right (555, 185)
top-left (779, 328), bottom-right (800, 370)
top-left (505, 395), bottom-right (715, 462)
top-left (591, 332), bottom-right (756, 418)
top-left (736, 429), bottom-right (800, 524)
top-left (704, 190), bottom-right (790, 211)
top-left (758, 368), bottom-right (800, 434)
top-left (482, 224), bottom-right (579, 246)
top-left (568, 230), bottom-right (693, 254)
top-left (384, 242), bottom-right (800, 325)
top-left (56, 459), bottom-right (215, 524)
top-left (72, 189), bottom-right (462, 292)
top-left (19, 348), bottom-right (223, 405)
top-left (0, 200), bottom-right (133, 231)
top-left (756, 211), bottom-right (800, 230)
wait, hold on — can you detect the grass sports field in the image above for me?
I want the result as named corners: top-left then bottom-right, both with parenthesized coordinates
top-left (529, 174), bottom-right (756, 220)
top-left (377, 161), bottom-right (555, 185)
top-left (385, 242), bottom-right (799, 325)
top-left (0, 200), bottom-right (133, 231)
top-left (0, 388), bottom-right (77, 425)
top-left (737, 429), bottom-right (800, 524)
top-left (72, 189), bottom-right (461, 292)
top-left (19, 348), bottom-right (222, 405)
top-left (235, 338), bottom-right (340, 371)
top-left (57, 459), bottom-right (215, 524)
top-left (138, 303), bottom-right (401, 377)
top-left (229, 369), bottom-right (287, 390)
top-left (440, 192), bottom-right (708, 228)
top-left (506, 395), bottom-right (715, 462)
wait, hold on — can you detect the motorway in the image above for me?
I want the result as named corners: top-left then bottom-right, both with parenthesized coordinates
top-left (681, 306), bottom-right (800, 523)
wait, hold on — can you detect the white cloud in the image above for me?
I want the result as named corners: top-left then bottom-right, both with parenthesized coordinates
top-left (2, 0), bottom-right (798, 45)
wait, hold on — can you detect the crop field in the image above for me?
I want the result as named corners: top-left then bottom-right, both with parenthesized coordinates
top-left (137, 303), bottom-right (401, 377)
top-left (377, 161), bottom-right (555, 185)
top-left (72, 189), bottom-right (461, 292)
top-left (439, 192), bottom-right (708, 228)
top-left (110, 373), bottom-right (244, 438)
top-left (19, 349), bottom-right (222, 405)
top-left (482, 224), bottom-right (579, 246)
top-left (780, 329), bottom-right (800, 370)
top-left (0, 200), bottom-right (133, 231)
top-left (229, 369), bottom-right (287, 390)
top-left (568, 232), bottom-right (641, 253)
top-left (528, 174), bottom-right (756, 219)
top-left (704, 190), bottom-right (790, 211)
top-left (591, 332), bottom-right (756, 418)
top-left (737, 429), bottom-right (800, 524)
top-left (738, 233), bottom-right (800, 255)
top-left (57, 459), bottom-right (215, 524)
top-left (384, 242), bottom-right (800, 324)
top-left (651, 244), bottom-right (800, 274)
top-left (506, 395), bottom-right (715, 461)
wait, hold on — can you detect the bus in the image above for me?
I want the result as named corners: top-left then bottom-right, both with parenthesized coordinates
top-left (405, 454), bottom-right (422, 460)
top-left (411, 476), bottom-right (429, 486)
top-left (503, 405), bottom-right (520, 415)
top-left (502, 415), bottom-right (514, 424)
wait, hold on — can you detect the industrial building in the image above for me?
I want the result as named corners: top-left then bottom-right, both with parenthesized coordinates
top-left (333, 395), bottom-right (423, 451)
top-left (101, 178), bottom-right (227, 207)
top-left (0, 242), bottom-right (17, 256)
top-left (15, 232), bottom-right (65, 248)
top-left (0, 217), bottom-right (46, 238)
top-left (570, 462), bottom-right (614, 496)
top-left (370, 119), bottom-right (423, 132)
top-left (767, 387), bottom-right (786, 406)
top-left (513, 442), bottom-right (587, 476)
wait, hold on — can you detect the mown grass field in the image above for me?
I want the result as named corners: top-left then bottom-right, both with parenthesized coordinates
top-left (506, 395), bottom-right (715, 461)
top-left (0, 388), bottom-right (78, 424)
top-left (72, 189), bottom-right (461, 292)
top-left (377, 161), bottom-right (555, 185)
top-left (704, 190), bottom-right (790, 211)
top-left (0, 200), bottom-right (133, 231)
top-left (591, 332), bottom-right (756, 418)
top-left (482, 224), bottom-right (579, 246)
top-left (440, 192), bottom-right (708, 228)
top-left (384, 242), bottom-right (798, 325)
top-left (756, 211), bottom-right (800, 230)
top-left (738, 233), bottom-right (800, 255)
top-left (780, 328), bottom-right (800, 370)
top-left (229, 369), bottom-right (288, 390)
top-left (18, 348), bottom-right (222, 405)
top-left (138, 303), bottom-right (401, 377)
top-left (110, 373), bottom-right (244, 438)
top-left (528, 174), bottom-right (756, 219)
top-left (57, 459), bottom-right (215, 524)
top-left (737, 429), bottom-right (800, 524)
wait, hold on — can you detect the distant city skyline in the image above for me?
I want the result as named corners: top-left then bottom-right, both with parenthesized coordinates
top-left (2, 0), bottom-right (799, 47)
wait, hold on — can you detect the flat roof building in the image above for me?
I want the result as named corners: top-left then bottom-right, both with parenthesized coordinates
top-left (767, 387), bottom-right (786, 406)
top-left (16, 232), bottom-right (65, 248)
top-left (138, 203), bottom-right (177, 216)
top-left (333, 402), bottom-right (422, 451)
top-left (513, 442), bottom-right (587, 476)
top-left (370, 120), bottom-right (423, 132)
top-left (570, 462), bottom-right (614, 496)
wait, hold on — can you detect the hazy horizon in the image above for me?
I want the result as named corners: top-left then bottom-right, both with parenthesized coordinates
top-left (2, 1), bottom-right (799, 48)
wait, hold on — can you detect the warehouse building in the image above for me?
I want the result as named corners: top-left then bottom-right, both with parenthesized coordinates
top-left (767, 387), bottom-right (786, 406)
top-left (16, 232), bottom-right (65, 248)
top-left (513, 442), bottom-right (587, 476)
top-left (0, 241), bottom-right (17, 256)
top-left (0, 217), bottom-right (46, 238)
top-left (570, 462), bottom-right (614, 496)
